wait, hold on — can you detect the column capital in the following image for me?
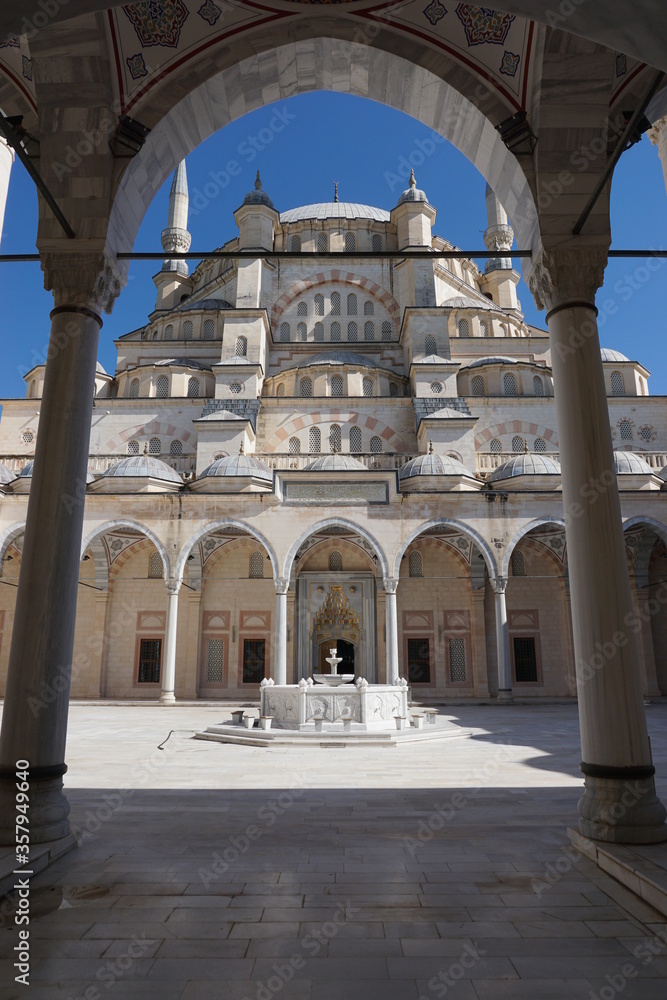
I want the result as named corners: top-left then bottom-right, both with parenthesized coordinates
top-left (526, 244), bottom-right (608, 315)
top-left (166, 579), bottom-right (181, 596)
top-left (383, 577), bottom-right (399, 595)
top-left (40, 250), bottom-right (123, 315)
top-left (274, 577), bottom-right (290, 595)
top-left (648, 116), bottom-right (667, 146)
top-left (491, 576), bottom-right (508, 595)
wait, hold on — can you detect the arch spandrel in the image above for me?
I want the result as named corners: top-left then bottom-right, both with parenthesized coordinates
top-left (392, 519), bottom-right (498, 581)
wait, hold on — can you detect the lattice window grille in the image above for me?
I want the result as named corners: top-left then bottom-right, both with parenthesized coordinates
top-left (347, 322), bottom-right (358, 342)
top-left (148, 551), bottom-right (163, 578)
top-left (187, 377), bottom-right (200, 398)
top-left (331, 375), bottom-right (344, 398)
top-left (206, 639), bottom-right (224, 683)
top-left (349, 426), bottom-right (362, 453)
top-left (249, 551), bottom-right (264, 578)
top-left (170, 439), bottom-right (183, 456)
top-left (289, 437), bottom-right (300, 454)
top-left (329, 550), bottom-right (343, 571)
top-left (156, 376), bottom-right (169, 398)
top-left (409, 551), bottom-right (423, 577)
top-left (149, 436), bottom-right (161, 455)
top-left (449, 638), bottom-right (467, 683)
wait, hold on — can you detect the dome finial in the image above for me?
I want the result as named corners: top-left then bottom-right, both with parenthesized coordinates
top-left (409, 169), bottom-right (416, 189)
top-left (334, 181), bottom-right (339, 203)
top-left (428, 439), bottom-right (433, 454)
top-left (239, 440), bottom-right (245, 455)
top-left (143, 442), bottom-right (148, 455)
top-left (332, 442), bottom-right (339, 455)
top-left (524, 440), bottom-right (529, 454)
top-left (255, 170), bottom-right (262, 191)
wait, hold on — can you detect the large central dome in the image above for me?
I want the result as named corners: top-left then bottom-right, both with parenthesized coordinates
top-left (280, 202), bottom-right (390, 223)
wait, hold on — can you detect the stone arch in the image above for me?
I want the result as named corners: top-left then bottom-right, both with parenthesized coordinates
top-left (475, 421), bottom-right (559, 451)
top-left (175, 520), bottom-right (279, 585)
top-left (0, 522), bottom-right (26, 572)
top-left (623, 517), bottom-right (667, 589)
top-left (502, 517), bottom-right (567, 578)
top-left (263, 409), bottom-right (408, 454)
top-left (284, 518), bottom-right (389, 581)
top-left (82, 536), bottom-right (109, 591)
top-left (392, 520), bottom-right (498, 581)
top-left (271, 272), bottom-right (401, 328)
top-left (80, 519), bottom-right (170, 579)
top-left (101, 420), bottom-right (194, 455)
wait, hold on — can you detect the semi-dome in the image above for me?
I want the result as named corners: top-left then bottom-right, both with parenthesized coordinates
top-left (614, 451), bottom-right (653, 475)
top-left (304, 454), bottom-right (368, 472)
top-left (488, 454), bottom-right (561, 482)
top-left (241, 171), bottom-right (275, 209)
top-left (18, 461), bottom-right (34, 478)
top-left (462, 355), bottom-right (520, 370)
top-left (280, 203), bottom-right (390, 223)
top-left (396, 169), bottom-right (429, 206)
top-left (100, 456), bottom-right (182, 484)
top-left (399, 453), bottom-right (473, 479)
top-left (601, 348), bottom-right (629, 362)
top-left (199, 454), bottom-right (273, 481)
top-left (96, 362), bottom-right (107, 374)
top-left (291, 351), bottom-right (386, 371)
top-left (154, 357), bottom-right (212, 370)
top-left (179, 297), bottom-right (233, 311)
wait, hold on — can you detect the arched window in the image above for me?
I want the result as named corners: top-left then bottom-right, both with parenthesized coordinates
top-left (512, 435), bottom-right (525, 452)
top-left (534, 437), bottom-right (546, 452)
top-left (314, 293), bottom-right (324, 316)
top-left (317, 232), bottom-right (328, 253)
top-left (280, 322), bottom-right (290, 342)
top-left (458, 318), bottom-right (470, 338)
top-left (640, 425), bottom-right (654, 443)
top-left (170, 439), bottom-right (183, 456)
top-left (533, 375), bottom-right (543, 396)
top-left (329, 550), bottom-right (343, 571)
top-left (183, 321), bottom-right (193, 340)
top-left (331, 375), bottom-right (344, 397)
top-left (165, 324), bottom-right (174, 340)
top-left (511, 551), bottom-right (526, 577)
top-left (611, 371), bottom-right (624, 395)
top-left (156, 375), bottom-right (169, 398)
top-left (349, 426), bottom-right (362, 453)
top-left (297, 323), bottom-right (307, 342)
top-left (289, 436), bottom-right (300, 454)
top-left (347, 293), bottom-right (357, 315)
top-left (235, 336), bottom-right (247, 357)
top-left (425, 335), bottom-right (436, 355)
top-left (203, 320), bottom-right (215, 340)
top-left (362, 377), bottom-right (373, 397)
top-left (148, 551), bottom-right (163, 579)
top-left (276, 384), bottom-right (285, 397)
top-left (370, 436), bottom-right (382, 453)
top-left (149, 437), bottom-right (161, 455)
top-left (490, 438), bottom-right (502, 453)
top-left (347, 321), bottom-right (358, 342)
top-left (127, 440), bottom-right (139, 455)
top-left (372, 234), bottom-right (383, 252)
top-left (329, 424), bottom-right (342, 451)
top-left (364, 321), bottom-right (374, 341)
top-left (330, 291), bottom-right (341, 315)
top-left (290, 235), bottom-right (301, 252)
top-left (479, 320), bottom-right (489, 337)
top-left (297, 301), bottom-right (308, 316)
top-left (309, 427), bottom-right (321, 453)
top-left (503, 372), bottom-right (517, 396)
top-left (130, 378), bottom-right (140, 398)
top-left (300, 377), bottom-right (313, 397)
top-left (409, 551), bottom-right (423, 578)
top-left (345, 232), bottom-right (356, 252)
top-left (187, 377), bottom-right (200, 398)
top-left (249, 551), bottom-right (264, 578)
top-left (620, 419), bottom-right (633, 440)
top-left (471, 375), bottom-right (485, 397)
top-left (381, 321), bottom-right (392, 341)
top-left (331, 322), bottom-right (341, 342)
top-left (313, 322), bottom-right (324, 342)
top-left (389, 383), bottom-right (398, 397)
top-left (363, 300), bottom-right (374, 316)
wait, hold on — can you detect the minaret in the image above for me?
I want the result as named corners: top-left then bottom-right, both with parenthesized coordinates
top-left (480, 183), bottom-right (521, 313)
top-left (153, 160), bottom-right (193, 310)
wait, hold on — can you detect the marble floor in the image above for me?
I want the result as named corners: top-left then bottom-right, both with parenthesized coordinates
top-left (1, 701), bottom-right (667, 999)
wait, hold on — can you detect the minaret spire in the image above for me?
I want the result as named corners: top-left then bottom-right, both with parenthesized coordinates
top-left (483, 182), bottom-right (513, 273)
top-left (161, 159), bottom-right (191, 276)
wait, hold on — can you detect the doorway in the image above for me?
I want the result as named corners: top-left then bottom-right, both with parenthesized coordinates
top-left (318, 638), bottom-right (356, 674)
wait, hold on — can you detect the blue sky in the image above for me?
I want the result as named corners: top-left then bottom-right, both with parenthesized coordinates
top-left (0, 90), bottom-right (665, 396)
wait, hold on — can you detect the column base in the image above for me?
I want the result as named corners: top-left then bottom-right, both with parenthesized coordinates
top-left (497, 689), bottom-right (514, 705)
top-left (159, 692), bottom-right (176, 705)
top-left (578, 774), bottom-right (667, 844)
top-left (0, 775), bottom-right (70, 846)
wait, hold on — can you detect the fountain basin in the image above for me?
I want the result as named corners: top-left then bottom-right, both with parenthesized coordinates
top-left (259, 677), bottom-right (410, 732)
top-left (312, 673), bottom-right (355, 686)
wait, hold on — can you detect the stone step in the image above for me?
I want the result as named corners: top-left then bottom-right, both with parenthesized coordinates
top-left (569, 828), bottom-right (667, 919)
top-left (0, 833), bottom-right (78, 901)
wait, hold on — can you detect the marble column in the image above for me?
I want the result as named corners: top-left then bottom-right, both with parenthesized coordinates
top-left (648, 117), bottom-right (667, 195)
top-left (0, 253), bottom-right (121, 844)
top-left (274, 578), bottom-right (289, 686)
top-left (384, 578), bottom-right (400, 684)
top-left (528, 246), bottom-right (667, 844)
top-left (0, 135), bottom-right (14, 246)
top-left (160, 581), bottom-right (181, 705)
top-left (491, 578), bottom-right (513, 704)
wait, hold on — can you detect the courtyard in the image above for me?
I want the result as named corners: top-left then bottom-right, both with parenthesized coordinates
top-left (1, 701), bottom-right (667, 999)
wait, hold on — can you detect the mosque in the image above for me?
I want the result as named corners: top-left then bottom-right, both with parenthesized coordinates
top-left (0, 164), bottom-right (665, 706)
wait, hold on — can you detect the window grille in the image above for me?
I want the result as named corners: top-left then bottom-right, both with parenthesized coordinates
top-left (203, 320), bottom-right (215, 340)
top-left (611, 371), bottom-right (624, 395)
top-left (503, 373), bottom-right (517, 396)
top-left (317, 232), bottom-right (328, 253)
top-left (148, 551), bottom-right (163, 578)
top-left (620, 420), bottom-right (633, 440)
top-left (277, 384), bottom-right (285, 397)
top-left (290, 235), bottom-right (301, 252)
top-left (449, 638), bottom-right (467, 682)
top-left (21, 430), bottom-right (34, 444)
top-left (347, 293), bottom-right (357, 315)
top-left (381, 321), bottom-right (392, 341)
top-left (345, 232), bottom-right (356, 252)
top-left (249, 551), bottom-right (264, 579)
top-left (149, 437), bottom-right (161, 454)
top-left (206, 639), bottom-right (224, 683)
top-left (297, 301), bottom-right (308, 316)
top-left (458, 318), bottom-right (470, 338)
top-left (297, 323), bottom-right (307, 342)
top-left (300, 377), bottom-right (313, 397)
top-left (372, 234), bottom-right (383, 252)
top-left (187, 377), bottom-right (200, 398)
top-left (349, 426), bottom-right (362, 452)
top-left (137, 638), bottom-right (162, 684)
top-left (479, 321), bottom-right (489, 337)
top-left (511, 551), bottom-right (526, 576)
top-left (512, 435), bottom-right (524, 452)
top-left (329, 550), bottom-right (343, 571)
top-left (331, 322), bottom-right (341, 342)
top-left (364, 300), bottom-right (374, 316)
top-left (389, 383), bottom-right (398, 397)
top-left (165, 324), bottom-right (173, 340)
top-left (490, 438), bottom-right (502, 453)
top-left (235, 336), bottom-right (247, 357)
top-left (314, 322), bottom-right (324, 342)
top-left (362, 377), bottom-right (373, 397)
top-left (409, 551), bottom-right (423, 577)
top-left (370, 436), bottom-right (382, 453)
top-left (472, 376), bottom-right (485, 396)
top-left (533, 376), bottom-right (543, 396)
top-left (330, 291), bottom-right (341, 315)
top-left (425, 335), bottom-right (436, 355)
top-left (229, 383), bottom-right (242, 394)
top-left (407, 637), bottom-right (430, 684)
top-left (331, 375), bottom-right (344, 397)
top-left (280, 322), bottom-right (290, 342)
top-left (289, 436), bottom-right (300, 454)
top-left (640, 426), bottom-right (654, 443)
top-left (314, 294), bottom-right (324, 316)
top-left (329, 424), bottom-right (342, 451)
top-left (183, 321), bottom-right (193, 341)
top-left (347, 321), bottom-right (358, 342)
top-left (513, 637), bottom-right (538, 682)
top-left (431, 382), bottom-right (443, 394)
top-left (170, 439), bottom-right (183, 456)
top-left (127, 440), bottom-right (139, 455)
top-left (156, 375), bottom-right (169, 398)
top-left (534, 438), bottom-right (546, 452)
top-left (130, 378), bottom-right (140, 398)
top-left (364, 321), bottom-right (374, 341)
top-left (309, 427), bottom-right (321, 453)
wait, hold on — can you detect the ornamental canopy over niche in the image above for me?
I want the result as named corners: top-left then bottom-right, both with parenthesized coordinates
top-left (313, 585), bottom-right (361, 633)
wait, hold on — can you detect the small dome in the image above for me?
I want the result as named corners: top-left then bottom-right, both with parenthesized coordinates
top-left (399, 453), bottom-right (473, 479)
top-left (196, 410), bottom-right (243, 422)
top-left (292, 351), bottom-right (385, 371)
top-left (488, 454), bottom-right (561, 482)
top-left (0, 463), bottom-right (15, 484)
top-left (396, 169), bottom-right (428, 206)
top-left (462, 355), bottom-right (519, 370)
top-left (426, 407), bottom-right (473, 420)
top-left (154, 357), bottom-right (211, 371)
top-left (614, 451), bottom-right (653, 475)
top-left (199, 454), bottom-right (273, 481)
top-left (18, 461), bottom-right (34, 478)
top-left (281, 203), bottom-right (390, 223)
top-left (96, 362), bottom-right (107, 374)
top-left (101, 456), bottom-right (182, 484)
top-left (304, 454), bottom-right (368, 472)
top-left (441, 294), bottom-right (495, 312)
top-left (241, 171), bottom-right (275, 209)
top-left (179, 297), bottom-right (233, 311)
top-left (601, 348), bottom-right (629, 362)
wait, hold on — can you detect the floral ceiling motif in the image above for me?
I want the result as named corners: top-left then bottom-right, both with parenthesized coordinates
top-left (123, 1), bottom-right (190, 48)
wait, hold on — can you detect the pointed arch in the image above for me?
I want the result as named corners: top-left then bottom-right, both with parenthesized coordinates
top-left (80, 519), bottom-right (170, 579)
top-left (175, 519), bottom-right (279, 585)
top-left (501, 517), bottom-right (567, 578)
top-left (283, 518), bottom-right (389, 580)
top-left (393, 520), bottom-right (498, 581)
